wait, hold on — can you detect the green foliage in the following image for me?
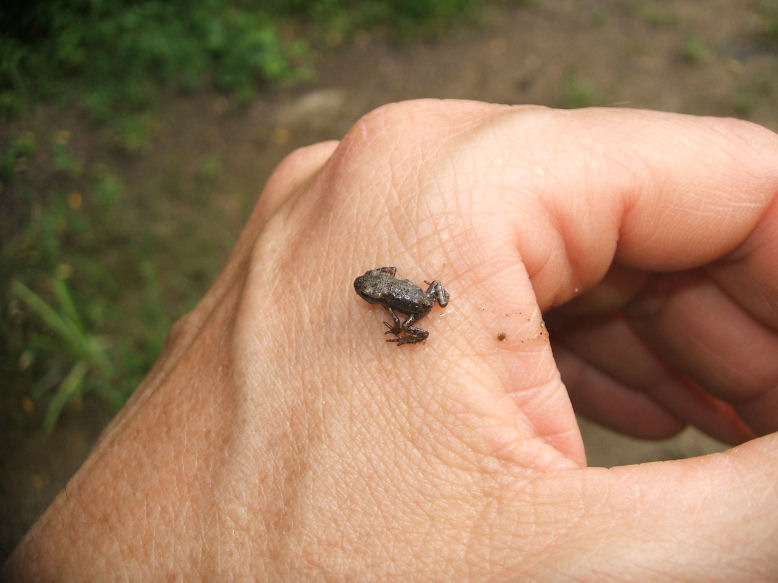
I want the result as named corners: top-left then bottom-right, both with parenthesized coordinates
top-left (1, 0), bottom-right (302, 121)
top-left (206, 8), bottom-right (302, 100)
top-left (0, 127), bottom-right (174, 432)
top-left (1, 0), bottom-right (481, 122)
top-left (266, 0), bottom-right (478, 29)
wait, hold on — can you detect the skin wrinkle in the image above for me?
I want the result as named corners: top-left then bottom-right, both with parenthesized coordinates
top-left (460, 491), bottom-right (501, 579)
top-left (706, 324), bottom-right (775, 396)
top-left (443, 398), bottom-right (516, 472)
top-left (504, 473), bottom-right (581, 577)
top-left (633, 271), bottom-right (778, 404)
top-left (560, 344), bottom-right (670, 432)
top-left (703, 120), bottom-right (778, 192)
top-left (711, 193), bottom-right (778, 329)
top-left (392, 153), bottom-right (459, 269)
top-left (610, 355), bottom-right (701, 435)
top-left (526, 192), bottom-right (567, 296)
top-left (556, 180), bottom-right (615, 283)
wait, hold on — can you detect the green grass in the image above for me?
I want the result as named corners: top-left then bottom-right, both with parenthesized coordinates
top-left (3, 2), bottom-right (295, 109)
top-left (1, 138), bottom-right (176, 431)
top-left (0, 0), bottom-right (484, 121)
top-left (12, 279), bottom-right (118, 433)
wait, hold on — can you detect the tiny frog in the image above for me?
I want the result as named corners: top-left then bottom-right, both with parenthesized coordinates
top-left (354, 266), bottom-right (449, 345)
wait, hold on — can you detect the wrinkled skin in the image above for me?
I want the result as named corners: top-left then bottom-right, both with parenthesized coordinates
top-left (5, 101), bottom-right (778, 582)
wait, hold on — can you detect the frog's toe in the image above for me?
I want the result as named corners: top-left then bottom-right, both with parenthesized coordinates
top-left (383, 321), bottom-right (402, 335)
top-left (390, 334), bottom-right (424, 345)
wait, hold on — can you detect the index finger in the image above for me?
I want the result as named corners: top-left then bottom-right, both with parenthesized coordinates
top-left (515, 108), bottom-right (778, 434)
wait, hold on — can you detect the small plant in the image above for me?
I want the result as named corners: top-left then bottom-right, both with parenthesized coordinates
top-left (51, 130), bottom-right (83, 178)
top-left (682, 36), bottom-right (707, 64)
top-left (561, 74), bottom-right (599, 109)
top-left (0, 132), bottom-right (37, 179)
top-left (12, 278), bottom-right (120, 433)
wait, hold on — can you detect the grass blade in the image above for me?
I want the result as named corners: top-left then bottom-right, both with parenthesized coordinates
top-left (43, 360), bottom-right (89, 435)
top-left (12, 280), bottom-right (84, 352)
top-left (52, 277), bottom-right (86, 335)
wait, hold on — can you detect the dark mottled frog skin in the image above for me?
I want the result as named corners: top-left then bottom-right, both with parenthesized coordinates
top-left (354, 266), bottom-right (449, 345)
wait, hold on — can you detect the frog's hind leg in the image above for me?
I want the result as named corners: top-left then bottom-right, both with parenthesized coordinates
top-left (386, 325), bottom-right (428, 345)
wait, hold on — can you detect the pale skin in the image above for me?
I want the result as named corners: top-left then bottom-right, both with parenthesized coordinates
top-left (4, 100), bottom-right (778, 581)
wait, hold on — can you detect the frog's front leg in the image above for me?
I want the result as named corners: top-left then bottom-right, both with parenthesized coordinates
top-left (424, 280), bottom-right (449, 307)
top-left (382, 307), bottom-right (403, 336)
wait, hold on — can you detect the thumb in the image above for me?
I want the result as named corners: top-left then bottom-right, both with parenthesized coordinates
top-left (560, 433), bottom-right (778, 581)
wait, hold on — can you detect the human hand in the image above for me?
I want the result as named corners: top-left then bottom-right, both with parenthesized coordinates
top-left (5, 101), bottom-right (778, 581)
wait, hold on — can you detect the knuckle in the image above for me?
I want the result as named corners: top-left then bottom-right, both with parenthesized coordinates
top-left (164, 310), bottom-right (200, 351)
top-left (337, 100), bottom-right (442, 157)
top-left (265, 140), bottom-right (339, 191)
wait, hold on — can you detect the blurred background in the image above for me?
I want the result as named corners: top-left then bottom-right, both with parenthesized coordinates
top-left (2, 0), bottom-right (777, 560)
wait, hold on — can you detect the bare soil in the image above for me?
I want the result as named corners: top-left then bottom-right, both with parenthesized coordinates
top-left (2, 0), bottom-right (777, 560)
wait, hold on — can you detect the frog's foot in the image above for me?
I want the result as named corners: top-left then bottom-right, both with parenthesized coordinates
top-left (386, 326), bottom-right (428, 345)
top-left (383, 320), bottom-right (403, 336)
top-left (387, 335), bottom-right (425, 345)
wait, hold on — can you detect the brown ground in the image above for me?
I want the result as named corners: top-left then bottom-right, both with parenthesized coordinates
top-left (2, 0), bottom-right (777, 561)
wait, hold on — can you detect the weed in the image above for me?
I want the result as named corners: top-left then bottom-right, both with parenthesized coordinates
top-left (196, 154), bottom-right (224, 185)
top-left (682, 36), bottom-right (707, 64)
top-left (11, 279), bottom-right (115, 433)
top-left (0, 132), bottom-right (37, 179)
top-left (561, 74), bottom-right (599, 108)
top-left (51, 132), bottom-right (83, 178)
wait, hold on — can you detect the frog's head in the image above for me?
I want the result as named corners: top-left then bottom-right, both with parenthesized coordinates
top-left (354, 271), bottom-right (382, 304)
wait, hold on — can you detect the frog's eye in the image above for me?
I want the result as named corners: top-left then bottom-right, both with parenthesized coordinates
top-left (377, 266), bottom-right (396, 277)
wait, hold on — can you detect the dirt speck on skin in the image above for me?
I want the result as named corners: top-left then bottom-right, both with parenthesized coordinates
top-left (2, 0), bottom-right (776, 560)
